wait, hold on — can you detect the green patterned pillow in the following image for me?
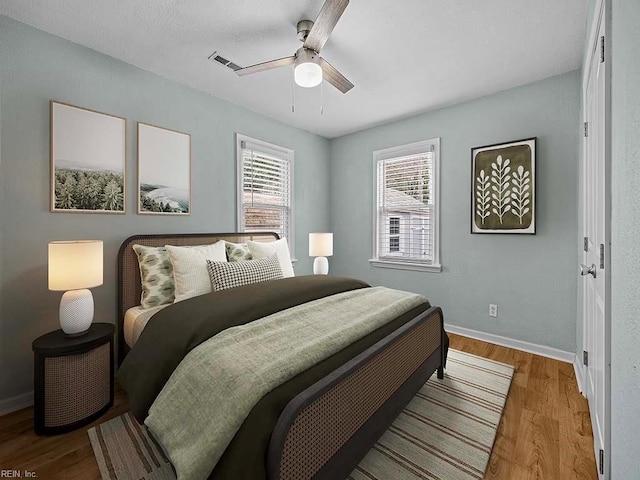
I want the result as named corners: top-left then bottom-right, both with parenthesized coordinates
top-left (225, 241), bottom-right (253, 262)
top-left (133, 244), bottom-right (175, 308)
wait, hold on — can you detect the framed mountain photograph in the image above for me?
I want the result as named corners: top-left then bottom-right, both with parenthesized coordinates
top-left (137, 123), bottom-right (191, 215)
top-left (471, 137), bottom-right (536, 234)
top-left (50, 101), bottom-right (126, 213)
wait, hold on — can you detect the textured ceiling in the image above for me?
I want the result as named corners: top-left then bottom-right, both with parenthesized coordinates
top-left (0, 1), bottom-right (587, 138)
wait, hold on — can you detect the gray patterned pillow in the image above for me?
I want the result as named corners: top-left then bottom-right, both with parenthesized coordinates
top-left (133, 244), bottom-right (175, 308)
top-left (225, 241), bottom-right (253, 262)
top-left (207, 254), bottom-right (283, 292)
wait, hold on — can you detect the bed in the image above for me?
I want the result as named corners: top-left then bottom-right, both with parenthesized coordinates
top-left (116, 232), bottom-right (448, 480)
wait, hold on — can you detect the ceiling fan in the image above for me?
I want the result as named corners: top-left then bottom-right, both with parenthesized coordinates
top-left (235, 0), bottom-right (354, 93)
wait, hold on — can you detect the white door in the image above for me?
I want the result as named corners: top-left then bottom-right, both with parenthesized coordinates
top-left (582, 3), bottom-right (610, 478)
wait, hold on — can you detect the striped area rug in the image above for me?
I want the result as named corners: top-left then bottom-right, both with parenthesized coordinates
top-left (89, 349), bottom-right (513, 480)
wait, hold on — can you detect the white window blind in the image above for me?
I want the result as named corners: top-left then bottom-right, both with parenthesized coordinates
top-left (237, 135), bottom-right (293, 246)
top-left (373, 139), bottom-right (440, 270)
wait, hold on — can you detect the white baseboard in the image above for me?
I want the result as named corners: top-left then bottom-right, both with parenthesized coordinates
top-left (445, 323), bottom-right (576, 364)
top-left (573, 355), bottom-right (586, 396)
top-left (0, 391), bottom-right (33, 417)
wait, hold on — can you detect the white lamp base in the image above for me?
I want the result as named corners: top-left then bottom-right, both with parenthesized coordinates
top-left (60, 289), bottom-right (94, 336)
top-left (313, 256), bottom-right (329, 275)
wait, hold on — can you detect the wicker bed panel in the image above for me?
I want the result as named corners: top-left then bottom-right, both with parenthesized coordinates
top-left (278, 309), bottom-right (441, 480)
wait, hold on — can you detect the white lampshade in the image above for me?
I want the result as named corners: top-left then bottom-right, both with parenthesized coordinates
top-left (295, 48), bottom-right (323, 88)
top-left (295, 62), bottom-right (322, 88)
top-left (309, 233), bottom-right (333, 257)
top-left (48, 240), bottom-right (103, 291)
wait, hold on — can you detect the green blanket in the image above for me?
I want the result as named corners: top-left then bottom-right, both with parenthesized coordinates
top-left (145, 286), bottom-right (426, 480)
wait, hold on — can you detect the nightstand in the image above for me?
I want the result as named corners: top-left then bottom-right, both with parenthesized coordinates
top-left (32, 323), bottom-right (114, 435)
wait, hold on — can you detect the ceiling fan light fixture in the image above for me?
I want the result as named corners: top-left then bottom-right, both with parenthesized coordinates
top-left (234, 1), bottom-right (353, 94)
top-left (294, 48), bottom-right (323, 88)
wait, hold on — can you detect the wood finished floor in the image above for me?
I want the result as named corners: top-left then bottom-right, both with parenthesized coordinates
top-left (0, 333), bottom-right (598, 479)
top-left (450, 334), bottom-right (598, 480)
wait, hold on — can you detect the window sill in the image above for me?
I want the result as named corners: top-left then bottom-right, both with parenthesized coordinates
top-left (369, 259), bottom-right (442, 273)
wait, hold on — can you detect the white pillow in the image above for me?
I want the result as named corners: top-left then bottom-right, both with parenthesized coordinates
top-left (247, 238), bottom-right (295, 278)
top-left (166, 241), bottom-right (227, 302)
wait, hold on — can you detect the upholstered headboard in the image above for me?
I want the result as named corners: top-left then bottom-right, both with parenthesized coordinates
top-left (117, 232), bottom-right (279, 363)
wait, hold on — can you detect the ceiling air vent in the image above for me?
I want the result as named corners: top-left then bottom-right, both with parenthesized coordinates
top-left (208, 51), bottom-right (242, 71)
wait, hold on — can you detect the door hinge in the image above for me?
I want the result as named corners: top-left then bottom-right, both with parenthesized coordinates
top-left (599, 449), bottom-right (604, 474)
top-left (600, 244), bottom-right (605, 269)
top-left (583, 122), bottom-right (589, 138)
top-left (584, 236), bottom-right (589, 252)
top-left (600, 36), bottom-right (605, 63)
top-left (583, 351), bottom-right (589, 366)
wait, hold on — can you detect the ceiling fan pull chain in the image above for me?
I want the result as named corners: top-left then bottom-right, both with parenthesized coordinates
top-left (320, 80), bottom-right (324, 115)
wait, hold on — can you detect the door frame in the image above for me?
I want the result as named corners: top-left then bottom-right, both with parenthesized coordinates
top-left (580, 0), bottom-right (611, 477)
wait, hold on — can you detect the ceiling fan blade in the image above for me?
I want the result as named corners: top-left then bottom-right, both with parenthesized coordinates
top-left (304, 0), bottom-right (349, 53)
top-left (235, 56), bottom-right (295, 76)
top-left (320, 57), bottom-right (354, 93)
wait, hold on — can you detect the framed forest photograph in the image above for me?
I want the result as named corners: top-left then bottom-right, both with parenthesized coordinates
top-left (50, 101), bottom-right (126, 213)
top-left (138, 123), bottom-right (191, 215)
top-left (471, 137), bottom-right (536, 234)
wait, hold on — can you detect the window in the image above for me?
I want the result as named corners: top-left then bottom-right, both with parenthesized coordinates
top-left (237, 134), bottom-right (294, 252)
top-left (371, 138), bottom-right (441, 272)
top-left (389, 217), bottom-right (400, 252)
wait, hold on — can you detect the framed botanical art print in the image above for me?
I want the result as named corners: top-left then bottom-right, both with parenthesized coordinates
top-left (137, 122), bottom-right (191, 215)
top-left (50, 101), bottom-right (126, 213)
top-left (471, 137), bottom-right (536, 234)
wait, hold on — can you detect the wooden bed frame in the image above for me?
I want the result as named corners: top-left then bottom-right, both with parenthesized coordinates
top-left (117, 232), bottom-right (446, 480)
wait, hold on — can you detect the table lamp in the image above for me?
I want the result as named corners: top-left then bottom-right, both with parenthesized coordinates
top-left (309, 233), bottom-right (333, 275)
top-left (48, 240), bottom-right (103, 336)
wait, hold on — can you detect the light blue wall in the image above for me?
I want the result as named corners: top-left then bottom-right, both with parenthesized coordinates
top-left (585, 0), bottom-right (598, 62)
top-left (330, 71), bottom-right (581, 352)
top-left (610, 1), bottom-right (640, 477)
top-left (0, 16), bottom-right (331, 402)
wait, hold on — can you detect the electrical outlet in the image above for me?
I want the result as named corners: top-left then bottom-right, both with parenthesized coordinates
top-left (489, 304), bottom-right (498, 317)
